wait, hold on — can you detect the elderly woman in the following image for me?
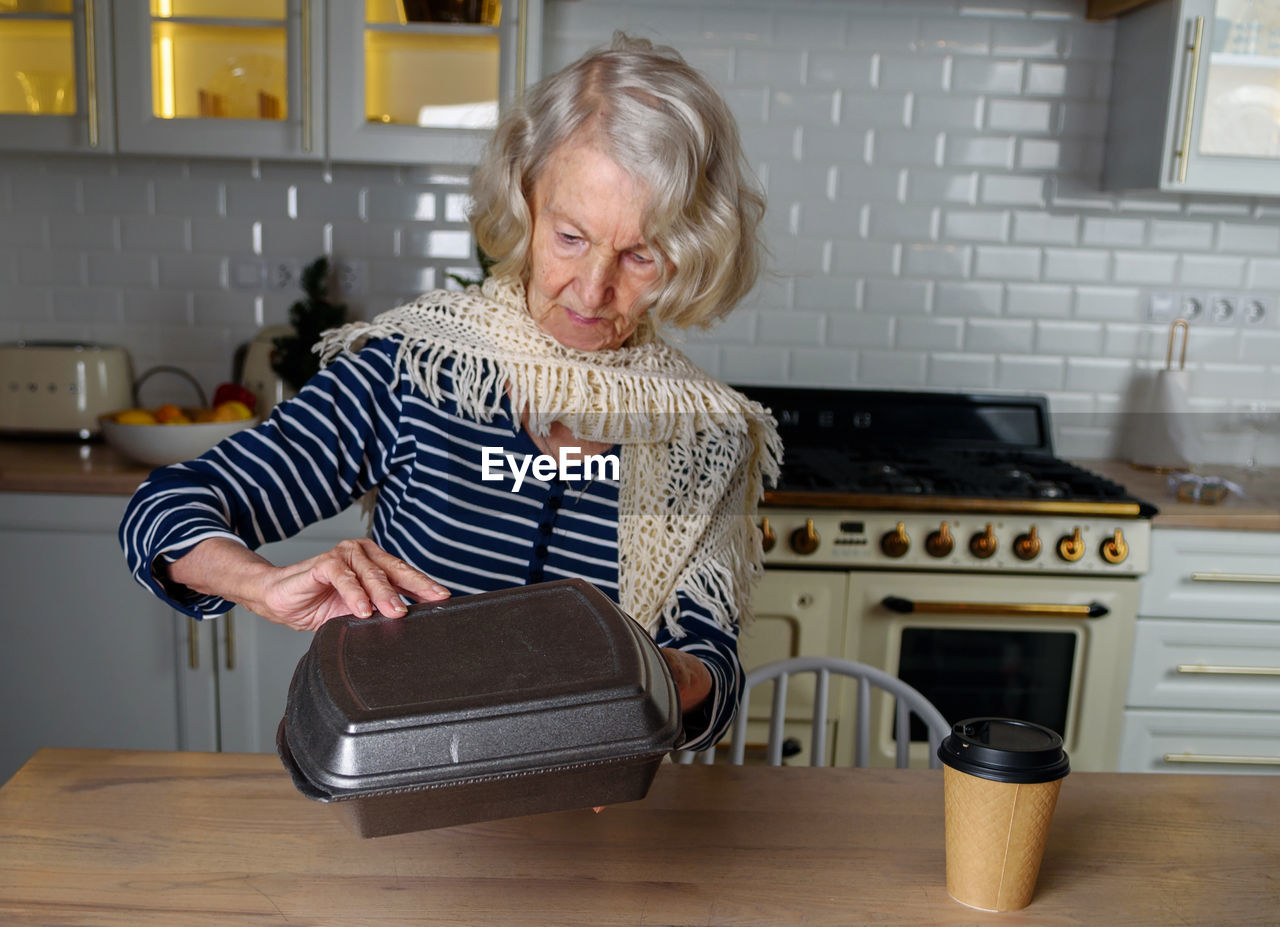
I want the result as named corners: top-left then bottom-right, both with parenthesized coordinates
top-left (120, 34), bottom-right (779, 753)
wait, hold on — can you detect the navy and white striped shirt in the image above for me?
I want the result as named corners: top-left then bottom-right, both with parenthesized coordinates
top-left (120, 336), bottom-right (743, 750)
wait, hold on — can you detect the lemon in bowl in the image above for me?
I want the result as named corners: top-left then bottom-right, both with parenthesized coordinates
top-left (101, 402), bottom-right (257, 467)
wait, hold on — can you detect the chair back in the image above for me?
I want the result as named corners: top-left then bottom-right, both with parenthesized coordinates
top-left (682, 656), bottom-right (949, 769)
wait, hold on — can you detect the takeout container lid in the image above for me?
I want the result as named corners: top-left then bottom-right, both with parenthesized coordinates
top-left (278, 578), bottom-right (682, 834)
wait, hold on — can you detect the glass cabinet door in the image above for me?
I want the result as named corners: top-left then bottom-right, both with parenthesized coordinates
top-left (326, 0), bottom-right (542, 164)
top-left (0, 0), bottom-right (114, 152)
top-left (1177, 0), bottom-right (1280, 193)
top-left (112, 0), bottom-right (324, 159)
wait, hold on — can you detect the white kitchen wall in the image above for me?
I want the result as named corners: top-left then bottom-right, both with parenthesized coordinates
top-left (2, 0), bottom-right (1278, 463)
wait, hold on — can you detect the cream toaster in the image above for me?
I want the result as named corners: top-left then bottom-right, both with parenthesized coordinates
top-left (0, 341), bottom-right (135, 438)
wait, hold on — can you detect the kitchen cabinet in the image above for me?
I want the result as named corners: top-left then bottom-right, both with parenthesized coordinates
top-left (0, 493), bottom-right (179, 785)
top-left (0, 0), bottom-right (115, 153)
top-left (1119, 528), bottom-right (1280, 773)
top-left (3, 0), bottom-right (541, 163)
top-left (1103, 0), bottom-right (1280, 196)
top-left (177, 503), bottom-right (367, 754)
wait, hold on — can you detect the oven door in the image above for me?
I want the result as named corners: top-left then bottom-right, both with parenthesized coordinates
top-left (851, 571), bottom-right (1139, 772)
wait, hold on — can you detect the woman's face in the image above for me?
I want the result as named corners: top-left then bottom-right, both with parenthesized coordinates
top-left (525, 142), bottom-right (661, 352)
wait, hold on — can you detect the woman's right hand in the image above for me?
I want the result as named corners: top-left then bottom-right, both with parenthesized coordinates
top-left (166, 537), bottom-right (451, 632)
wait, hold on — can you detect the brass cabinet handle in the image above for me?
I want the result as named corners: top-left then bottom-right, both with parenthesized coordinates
top-left (224, 610), bottom-right (236, 671)
top-left (515, 0), bottom-right (528, 97)
top-left (300, 0), bottom-right (312, 152)
top-left (1174, 16), bottom-right (1203, 183)
top-left (85, 0), bottom-right (100, 147)
top-left (1163, 753), bottom-right (1280, 767)
top-left (187, 616), bottom-right (199, 669)
top-left (880, 596), bottom-right (1108, 619)
top-left (1189, 572), bottom-right (1280, 584)
top-left (1176, 663), bottom-right (1280, 677)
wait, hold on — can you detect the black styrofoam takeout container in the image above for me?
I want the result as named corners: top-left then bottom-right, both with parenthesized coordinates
top-left (277, 578), bottom-right (683, 837)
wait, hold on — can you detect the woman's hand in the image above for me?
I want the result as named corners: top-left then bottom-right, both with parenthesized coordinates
top-left (166, 537), bottom-right (450, 632)
top-left (660, 647), bottom-right (712, 712)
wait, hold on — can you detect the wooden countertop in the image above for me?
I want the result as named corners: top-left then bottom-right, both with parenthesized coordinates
top-left (0, 438), bottom-right (152, 495)
top-left (3, 438), bottom-right (1278, 531)
top-left (1085, 459), bottom-right (1280, 531)
top-left (1, 748), bottom-right (1276, 926)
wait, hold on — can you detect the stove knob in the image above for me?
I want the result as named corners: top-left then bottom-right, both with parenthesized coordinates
top-left (880, 522), bottom-right (910, 558)
top-left (1056, 527), bottom-right (1085, 562)
top-left (790, 519), bottom-right (820, 556)
top-left (759, 517), bottom-right (776, 553)
top-left (1013, 526), bottom-right (1042, 561)
top-left (1099, 528), bottom-right (1129, 564)
top-left (969, 523), bottom-right (998, 559)
top-left (924, 522), bottom-right (953, 558)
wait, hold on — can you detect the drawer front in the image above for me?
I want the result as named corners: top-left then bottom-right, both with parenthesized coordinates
top-left (1141, 530), bottom-right (1280, 620)
top-left (1127, 618), bottom-right (1280, 711)
top-left (1120, 709), bottom-right (1280, 774)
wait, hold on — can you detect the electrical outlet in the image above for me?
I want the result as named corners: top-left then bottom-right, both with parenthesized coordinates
top-left (1179, 291), bottom-right (1207, 323)
top-left (1208, 294), bottom-right (1237, 326)
top-left (333, 258), bottom-right (368, 296)
top-left (1241, 294), bottom-right (1275, 327)
top-left (267, 259), bottom-right (303, 290)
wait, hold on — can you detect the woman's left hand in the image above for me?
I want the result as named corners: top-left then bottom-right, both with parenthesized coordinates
top-left (660, 648), bottom-right (712, 712)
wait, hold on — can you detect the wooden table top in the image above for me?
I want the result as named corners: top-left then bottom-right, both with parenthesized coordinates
top-left (1, 749), bottom-right (1276, 926)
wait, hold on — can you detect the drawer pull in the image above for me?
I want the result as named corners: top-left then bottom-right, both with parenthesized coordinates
top-left (1189, 572), bottom-right (1280, 584)
top-left (1176, 663), bottom-right (1280, 677)
top-left (1163, 753), bottom-right (1280, 767)
top-left (881, 596), bottom-right (1108, 619)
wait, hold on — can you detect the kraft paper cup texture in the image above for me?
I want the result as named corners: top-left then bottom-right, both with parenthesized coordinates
top-left (937, 718), bottom-right (1070, 913)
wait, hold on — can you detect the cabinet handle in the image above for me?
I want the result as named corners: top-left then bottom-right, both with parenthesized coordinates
top-left (187, 616), bottom-right (199, 670)
top-left (881, 595), bottom-right (1108, 619)
top-left (84, 0), bottom-right (100, 148)
top-left (1176, 663), bottom-right (1280, 677)
top-left (224, 610), bottom-right (236, 671)
top-left (300, 0), bottom-right (312, 153)
top-left (1173, 16), bottom-right (1203, 184)
top-left (515, 0), bottom-right (529, 97)
top-left (1163, 753), bottom-right (1280, 767)
top-left (1189, 571), bottom-right (1280, 584)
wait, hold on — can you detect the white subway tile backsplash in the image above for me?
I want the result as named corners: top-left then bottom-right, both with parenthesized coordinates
top-left (974, 245), bottom-right (1040, 280)
top-left (951, 58), bottom-right (1023, 94)
top-left (1178, 253), bottom-right (1246, 289)
top-left (1005, 281), bottom-right (1072, 317)
top-left (979, 174), bottom-right (1046, 206)
top-left (903, 169), bottom-right (978, 204)
top-left (1042, 247), bottom-right (1108, 282)
top-left (967, 317), bottom-right (1034, 352)
top-left (942, 209), bottom-right (1010, 241)
top-left (997, 354), bottom-right (1064, 390)
top-left (859, 349), bottom-right (929, 387)
top-left (828, 312), bottom-right (894, 349)
top-left (935, 280), bottom-right (1005, 316)
top-left (1, 0), bottom-right (1274, 424)
top-left (913, 94), bottom-right (983, 130)
top-left (878, 54), bottom-right (950, 92)
top-left (1216, 222), bottom-right (1280, 255)
top-left (1035, 319), bottom-right (1102, 356)
top-left (944, 134), bottom-right (1016, 169)
top-left (895, 316), bottom-right (964, 350)
top-left (986, 98), bottom-right (1054, 133)
top-left (864, 277), bottom-right (932, 314)
top-left (903, 242), bottom-right (972, 278)
top-left (1147, 219), bottom-right (1214, 251)
top-left (928, 352), bottom-right (996, 388)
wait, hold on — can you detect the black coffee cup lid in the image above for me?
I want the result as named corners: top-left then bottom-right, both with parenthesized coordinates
top-left (937, 718), bottom-right (1070, 784)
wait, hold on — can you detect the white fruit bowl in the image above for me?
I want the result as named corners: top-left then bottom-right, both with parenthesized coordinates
top-left (100, 414), bottom-right (256, 467)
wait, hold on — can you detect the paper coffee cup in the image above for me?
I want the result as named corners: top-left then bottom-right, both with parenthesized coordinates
top-left (937, 718), bottom-right (1070, 912)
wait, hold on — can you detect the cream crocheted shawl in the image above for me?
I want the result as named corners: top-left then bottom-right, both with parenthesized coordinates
top-left (316, 276), bottom-right (781, 639)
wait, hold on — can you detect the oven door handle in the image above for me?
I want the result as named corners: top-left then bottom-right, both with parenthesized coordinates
top-left (880, 596), bottom-right (1109, 619)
